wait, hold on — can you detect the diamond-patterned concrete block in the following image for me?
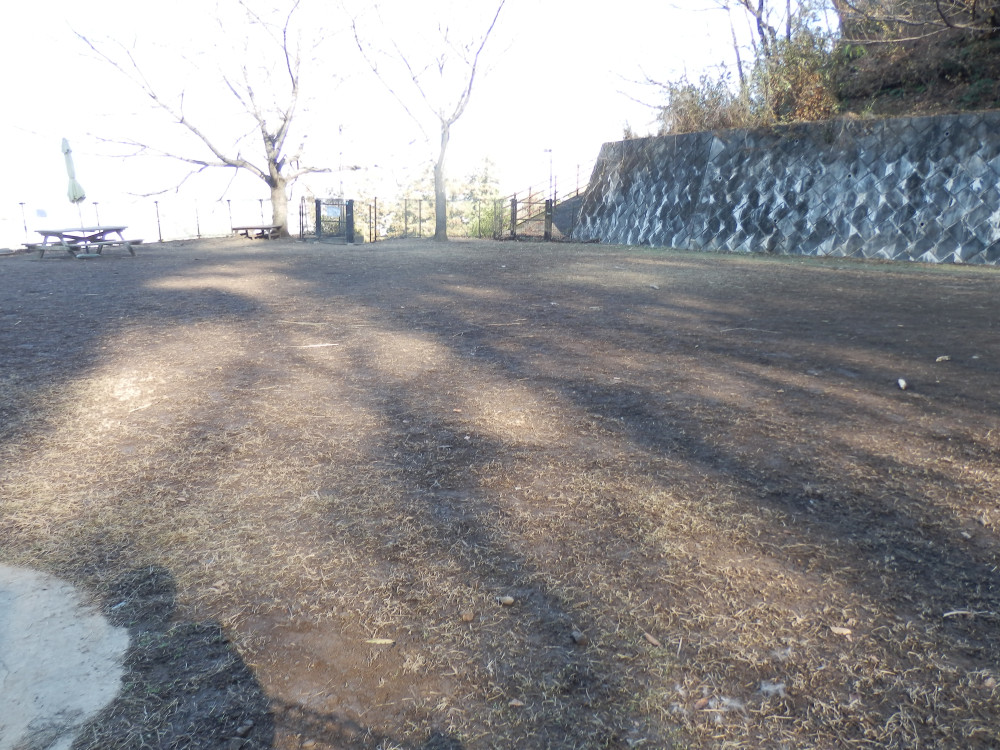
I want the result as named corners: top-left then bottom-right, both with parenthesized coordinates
top-left (572, 111), bottom-right (1000, 264)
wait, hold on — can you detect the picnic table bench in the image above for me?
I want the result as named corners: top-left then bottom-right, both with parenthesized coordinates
top-left (28, 227), bottom-right (142, 258)
top-left (232, 224), bottom-right (282, 239)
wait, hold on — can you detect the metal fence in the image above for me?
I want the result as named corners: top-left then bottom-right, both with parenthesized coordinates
top-left (299, 196), bottom-right (502, 242)
top-left (5, 167), bottom-right (594, 251)
top-left (492, 180), bottom-right (588, 241)
top-left (381, 197), bottom-right (501, 240)
top-left (3, 196), bottom-right (288, 250)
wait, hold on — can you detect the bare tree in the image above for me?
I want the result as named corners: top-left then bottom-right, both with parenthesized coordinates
top-left (833, 0), bottom-right (1000, 40)
top-left (351, 1), bottom-right (506, 241)
top-left (738, 0), bottom-right (782, 56)
top-left (78, 0), bottom-right (332, 236)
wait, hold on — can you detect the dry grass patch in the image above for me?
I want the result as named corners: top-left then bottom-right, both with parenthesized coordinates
top-left (1, 239), bottom-right (998, 748)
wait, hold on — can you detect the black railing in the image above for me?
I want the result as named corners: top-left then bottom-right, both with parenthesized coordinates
top-left (493, 178), bottom-right (588, 241)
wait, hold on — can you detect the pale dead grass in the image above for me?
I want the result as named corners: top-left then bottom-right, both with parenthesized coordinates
top-left (1, 239), bottom-right (998, 748)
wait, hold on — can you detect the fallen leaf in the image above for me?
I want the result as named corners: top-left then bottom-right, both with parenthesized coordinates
top-left (497, 595), bottom-right (515, 606)
top-left (643, 632), bottom-right (662, 647)
top-left (935, 355), bottom-right (951, 362)
top-left (365, 638), bottom-right (396, 645)
top-left (508, 698), bottom-right (525, 707)
top-left (830, 626), bottom-right (853, 638)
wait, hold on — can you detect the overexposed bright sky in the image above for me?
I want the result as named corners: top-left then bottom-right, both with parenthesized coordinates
top-left (1, 0), bottom-right (742, 240)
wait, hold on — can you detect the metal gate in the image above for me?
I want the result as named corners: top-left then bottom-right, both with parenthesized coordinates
top-left (299, 198), bottom-right (356, 241)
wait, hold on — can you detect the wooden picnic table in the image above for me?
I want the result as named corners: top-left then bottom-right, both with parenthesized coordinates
top-left (232, 224), bottom-right (282, 240)
top-left (29, 226), bottom-right (141, 258)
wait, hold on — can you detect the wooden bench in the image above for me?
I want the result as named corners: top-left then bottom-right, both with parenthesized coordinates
top-left (27, 239), bottom-right (143, 258)
top-left (81, 239), bottom-right (143, 256)
top-left (26, 242), bottom-right (76, 258)
top-left (232, 225), bottom-right (282, 240)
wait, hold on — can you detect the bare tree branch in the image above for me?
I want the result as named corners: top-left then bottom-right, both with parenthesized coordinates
top-left (446, 0), bottom-right (505, 125)
top-left (350, 16), bottom-right (431, 140)
top-left (75, 1), bottom-right (334, 236)
top-left (78, 33), bottom-right (268, 181)
top-left (836, 0), bottom-right (1000, 38)
top-left (349, 1), bottom-right (506, 240)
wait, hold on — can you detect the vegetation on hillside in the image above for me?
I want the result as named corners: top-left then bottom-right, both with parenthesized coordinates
top-left (646, 0), bottom-right (1000, 136)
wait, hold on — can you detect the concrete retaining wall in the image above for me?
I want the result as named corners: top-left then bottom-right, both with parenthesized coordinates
top-left (572, 111), bottom-right (1000, 264)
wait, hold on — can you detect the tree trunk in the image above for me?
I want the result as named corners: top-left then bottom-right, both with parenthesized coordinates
top-left (270, 178), bottom-right (290, 237)
top-left (434, 120), bottom-right (450, 242)
top-left (729, 6), bottom-right (747, 90)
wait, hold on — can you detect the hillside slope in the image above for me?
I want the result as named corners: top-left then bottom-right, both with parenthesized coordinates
top-left (835, 31), bottom-right (1000, 116)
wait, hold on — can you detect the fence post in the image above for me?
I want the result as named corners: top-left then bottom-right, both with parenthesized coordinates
top-left (154, 201), bottom-right (163, 243)
top-left (544, 199), bottom-right (553, 242)
top-left (315, 198), bottom-right (322, 238)
top-left (346, 200), bottom-right (354, 244)
top-left (510, 195), bottom-right (517, 239)
top-left (374, 197), bottom-right (378, 243)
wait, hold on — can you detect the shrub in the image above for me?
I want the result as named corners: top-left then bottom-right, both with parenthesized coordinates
top-left (761, 33), bottom-right (840, 122)
top-left (655, 31), bottom-right (839, 135)
top-left (656, 72), bottom-right (763, 135)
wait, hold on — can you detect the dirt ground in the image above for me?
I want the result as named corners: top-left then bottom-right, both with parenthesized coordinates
top-left (1, 236), bottom-right (998, 749)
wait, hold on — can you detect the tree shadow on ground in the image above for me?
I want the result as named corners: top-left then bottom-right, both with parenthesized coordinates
top-left (73, 565), bottom-right (275, 749)
top-left (4, 240), bottom-right (999, 747)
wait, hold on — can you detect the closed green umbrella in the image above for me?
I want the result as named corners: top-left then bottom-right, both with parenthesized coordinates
top-left (62, 138), bottom-right (86, 226)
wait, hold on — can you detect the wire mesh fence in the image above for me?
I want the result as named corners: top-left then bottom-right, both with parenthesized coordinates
top-left (5, 161), bottom-right (596, 251)
top-left (303, 192), bottom-right (592, 243)
top-left (3, 196), bottom-right (290, 250)
top-left (299, 196), bottom-right (503, 243)
top-left (6, 165), bottom-right (595, 251)
top-left (379, 197), bottom-right (501, 240)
